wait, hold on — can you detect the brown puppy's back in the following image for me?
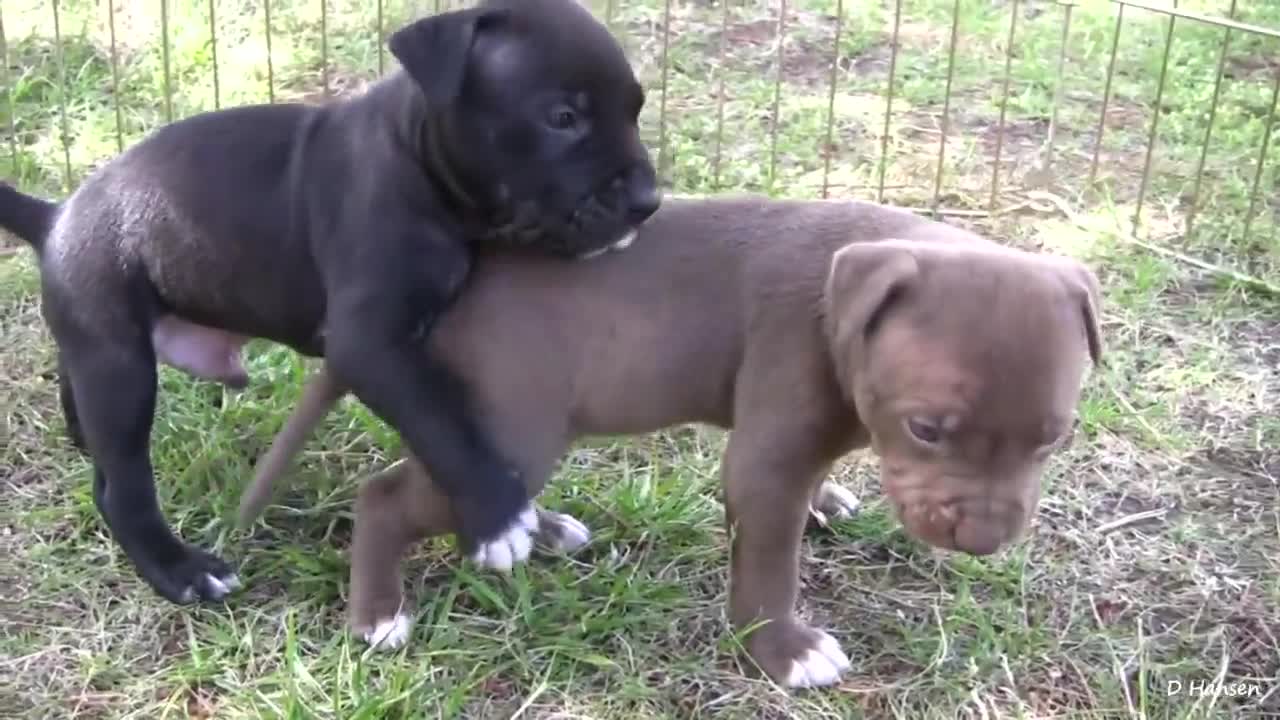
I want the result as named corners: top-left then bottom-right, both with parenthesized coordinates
top-left (239, 196), bottom-right (980, 523)
top-left (425, 196), bottom-right (969, 433)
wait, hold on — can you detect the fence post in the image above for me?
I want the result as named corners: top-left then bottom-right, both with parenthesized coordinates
top-left (931, 0), bottom-right (962, 217)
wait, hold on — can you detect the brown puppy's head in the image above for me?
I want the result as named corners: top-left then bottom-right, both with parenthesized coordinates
top-left (824, 238), bottom-right (1103, 556)
top-left (388, 0), bottom-right (660, 259)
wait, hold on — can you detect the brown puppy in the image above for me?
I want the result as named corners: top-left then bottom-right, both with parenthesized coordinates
top-left (241, 195), bottom-right (1102, 689)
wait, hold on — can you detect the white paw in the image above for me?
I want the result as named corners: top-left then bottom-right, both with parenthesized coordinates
top-left (540, 511), bottom-right (591, 553)
top-left (818, 484), bottom-right (861, 519)
top-left (784, 631), bottom-right (851, 689)
top-left (205, 574), bottom-right (232, 597)
top-left (469, 505), bottom-right (539, 572)
top-left (180, 573), bottom-right (241, 603)
top-left (361, 613), bottom-right (413, 650)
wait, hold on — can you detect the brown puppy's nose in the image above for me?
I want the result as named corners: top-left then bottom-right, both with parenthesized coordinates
top-left (953, 519), bottom-right (1003, 556)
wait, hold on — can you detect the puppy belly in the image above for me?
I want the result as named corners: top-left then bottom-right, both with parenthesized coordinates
top-left (151, 315), bottom-right (250, 388)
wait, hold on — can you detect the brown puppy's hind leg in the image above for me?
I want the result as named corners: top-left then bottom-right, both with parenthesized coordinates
top-left (723, 434), bottom-right (852, 689)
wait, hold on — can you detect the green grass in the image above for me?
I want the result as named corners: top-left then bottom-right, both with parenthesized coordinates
top-left (3, 0), bottom-right (1279, 716)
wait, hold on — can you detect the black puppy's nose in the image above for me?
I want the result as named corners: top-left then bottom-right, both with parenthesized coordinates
top-left (627, 183), bottom-right (662, 224)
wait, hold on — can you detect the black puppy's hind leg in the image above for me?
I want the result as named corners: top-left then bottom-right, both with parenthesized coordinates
top-left (56, 353), bottom-right (86, 451)
top-left (55, 320), bottom-right (239, 604)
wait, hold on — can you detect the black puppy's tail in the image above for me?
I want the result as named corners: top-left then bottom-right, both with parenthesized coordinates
top-left (0, 181), bottom-right (59, 253)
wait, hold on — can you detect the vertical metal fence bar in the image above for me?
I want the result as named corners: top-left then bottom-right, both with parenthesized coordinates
top-left (0, 5), bottom-right (17, 174)
top-left (377, 0), bottom-right (385, 75)
top-left (1040, 1), bottom-right (1074, 182)
top-left (878, 0), bottom-right (903, 203)
top-left (656, 0), bottom-right (672, 183)
top-left (107, 0), bottom-right (125, 152)
top-left (161, 0), bottom-right (174, 122)
top-left (1088, 3), bottom-right (1124, 188)
top-left (989, 0), bottom-right (1020, 213)
top-left (320, 0), bottom-right (330, 99)
top-left (51, 0), bottom-right (73, 189)
top-left (821, 0), bottom-right (844, 199)
top-left (931, 0), bottom-right (962, 216)
top-left (1241, 70), bottom-right (1280, 242)
top-left (712, 0), bottom-right (730, 190)
top-left (1132, 1), bottom-right (1178, 237)
top-left (208, 0), bottom-right (221, 109)
top-left (265, 0), bottom-right (276, 103)
top-left (605, 0), bottom-right (616, 29)
top-left (1184, 0), bottom-right (1237, 241)
top-left (768, 0), bottom-right (787, 190)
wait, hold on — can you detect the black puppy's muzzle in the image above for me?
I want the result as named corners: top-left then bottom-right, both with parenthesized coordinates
top-left (483, 163), bottom-right (661, 259)
top-left (622, 165), bottom-right (661, 226)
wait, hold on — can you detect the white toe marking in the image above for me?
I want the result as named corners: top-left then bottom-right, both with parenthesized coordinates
top-left (362, 613), bottom-right (412, 650)
top-left (575, 246), bottom-right (610, 261)
top-left (469, 503), bottom-right (539, 572)
top-left (824, 485), bottom-right (861, 518)
top-left (517, 506), bottom-right (538, 531)
top-left (220, 574), bottom-right (242, 591)
top-left (611, 228), bottom-right (638, 251)
top-left (783, 630), bottom-right (851, 689)
top-left (204, 574), bottom-right (230, 597)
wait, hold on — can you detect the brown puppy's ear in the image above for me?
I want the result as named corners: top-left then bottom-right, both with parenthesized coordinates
top-left (823, 240), bottom-right (922, 385)
top-left (388, 7), bottom-right (510, 107)
top-left (1053, 258), bottom-right (1105, 368)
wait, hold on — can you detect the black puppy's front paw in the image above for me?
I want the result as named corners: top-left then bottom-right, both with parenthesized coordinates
top-left (135, 544), bottom-right (242, 604)
top-left (452, 468), bottom-right (539, 573)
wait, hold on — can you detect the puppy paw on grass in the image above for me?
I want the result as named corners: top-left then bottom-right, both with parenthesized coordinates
top-left (746, 619), bottom-right (852, 690)
top-left (467, 504), bottom-right (540, 572)
top-left (359, 612), bottom-right (414, 651)
top-left (534, 509), bottom-right (592, 554)
top-left (785, 630), bottom-right (852, 689)
top-left (809, 481), bottom-right (861, 528)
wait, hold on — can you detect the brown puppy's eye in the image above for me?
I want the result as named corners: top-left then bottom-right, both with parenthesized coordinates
top-left (905, 417), bottom-right (942, 445)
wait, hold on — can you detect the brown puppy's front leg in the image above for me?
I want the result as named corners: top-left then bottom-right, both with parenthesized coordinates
top-left (349, 457), bottom-right (591, 650)
top-left (349, 459), bottom-right (444, 649)
top-left (723, 437), bottom-right (851, 689)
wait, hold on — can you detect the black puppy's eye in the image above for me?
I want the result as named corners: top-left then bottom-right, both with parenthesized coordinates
top-left (906, 417), bottom-right (942, 445)
top-left (548, 106), bottom-right (577, 130)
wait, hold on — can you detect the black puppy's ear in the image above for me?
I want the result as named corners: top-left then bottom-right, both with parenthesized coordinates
top-left (388, 8), bottom-right (510, 106)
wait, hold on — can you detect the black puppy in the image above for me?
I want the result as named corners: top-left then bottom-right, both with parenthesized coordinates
top-left (0, 0), bottom-right (659, 605)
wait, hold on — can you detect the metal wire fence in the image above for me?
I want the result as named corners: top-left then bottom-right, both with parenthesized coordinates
top-left (2, 0), bottom-right (1278, 268)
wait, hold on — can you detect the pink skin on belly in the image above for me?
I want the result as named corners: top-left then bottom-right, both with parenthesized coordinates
top-left (151, 315), bottom-right (250, 388)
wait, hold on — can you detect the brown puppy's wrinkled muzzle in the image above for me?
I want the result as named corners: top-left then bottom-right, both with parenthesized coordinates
top-left (878, 459), bottom-right (1040, 556)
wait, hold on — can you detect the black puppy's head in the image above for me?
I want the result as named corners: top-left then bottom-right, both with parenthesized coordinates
top-left (389, 0), bottom-right (660, 259)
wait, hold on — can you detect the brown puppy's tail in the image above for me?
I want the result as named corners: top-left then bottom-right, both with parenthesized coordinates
top-left (237, 367), bottom-right (347, 528)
